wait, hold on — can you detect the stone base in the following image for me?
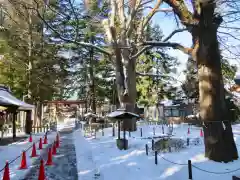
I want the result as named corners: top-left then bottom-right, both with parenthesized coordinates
top-left (116, 139), bottom-right (128, 150)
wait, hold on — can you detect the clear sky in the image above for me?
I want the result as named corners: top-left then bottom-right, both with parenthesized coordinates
top-left (152, 13), bottom-right (191, 84)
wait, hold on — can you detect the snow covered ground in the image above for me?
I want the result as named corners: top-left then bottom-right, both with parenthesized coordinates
top-left (0, 130), bottom-right (59, 180)
top-left (74, 122), bottom-right (240, 180)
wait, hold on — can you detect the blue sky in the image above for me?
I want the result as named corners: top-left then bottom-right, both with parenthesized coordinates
top-left (151, 11), bottom-right (191, 84)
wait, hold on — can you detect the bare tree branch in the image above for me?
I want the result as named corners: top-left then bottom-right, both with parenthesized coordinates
top-left (142, 0), bottom-right (162, 29)
top-left (131, 45), bottom-right (152, 59)
top-left (142, 41), bottom-right (192, 55)
top-left (130, 28), bottom-right (188, 59)
top-left (155, 8), bottom-right (173, 13)
top-left (136, 72), bottom-right (175, 80)
top-left (163, 28), bottom-right (188, 42)
top-left (126, 0), bottom-right (143, 37)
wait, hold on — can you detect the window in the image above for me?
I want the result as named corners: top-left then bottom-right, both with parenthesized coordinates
top-left (172, 109), bottom-right (179, 117)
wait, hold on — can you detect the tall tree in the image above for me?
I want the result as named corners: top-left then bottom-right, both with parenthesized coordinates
top-left (142, 0), bottom-right (240, 162)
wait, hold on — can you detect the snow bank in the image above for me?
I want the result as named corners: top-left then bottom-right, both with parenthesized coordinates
top-left (75, 123), bottom-right (240, 180)
top-left (0, 131), bottom-right (57, 180)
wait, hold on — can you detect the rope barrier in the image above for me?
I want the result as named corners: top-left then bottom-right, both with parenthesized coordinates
top-left (0, 131), bottom-right (49, 172)
top-left (191, 164), bottom-right (240, 174)
top-left (161, 156), bottom-right (188, 166)
top-left (157, 152), bottom-right (240, 175)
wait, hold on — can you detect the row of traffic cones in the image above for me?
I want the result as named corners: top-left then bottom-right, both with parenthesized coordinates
top-left (29, 134), bottom-right (48, 144)
top-left (2, 133), bottom-right (60, 180)
top-left (187, 127), bottom-right (204, 137)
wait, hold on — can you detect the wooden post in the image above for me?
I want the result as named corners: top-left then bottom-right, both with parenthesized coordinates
top-left (152, 139), bottom-right (154, 150)
top-left (187, 138), bottom-right (190, 146)
top-left (112, 125), bottom-right (115, 137)
top-left (123, 128), bottom-right (126, 150)
top-left (118, 120), bottom-right (121, 139)
top-left (188, 160), bottom-right (192, 180)
top-left (12, 112), bottom-right (17, 139)
top-left (155, 151), bottom-right (158, 165)
top-left (140, 128), bottom-right (142, 137)
top-left (6, 106), bottom-right (18, 139)
top-left (25, 110), bottom-right (32, 134)
top-left (145, 144), bottom-right (148, 155)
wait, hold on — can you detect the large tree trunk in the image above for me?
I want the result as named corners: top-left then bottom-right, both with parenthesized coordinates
top-left (115, 47), bottom-right (137, 131)
top-left (195, 3), bottom-right (238, 162)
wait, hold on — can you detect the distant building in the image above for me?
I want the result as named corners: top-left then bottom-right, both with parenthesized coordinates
top-left (144, 99), bottom-right (197, 124)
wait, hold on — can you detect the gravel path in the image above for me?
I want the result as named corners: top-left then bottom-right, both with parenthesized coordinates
top-left (21, 129), bottom-right (78, 180)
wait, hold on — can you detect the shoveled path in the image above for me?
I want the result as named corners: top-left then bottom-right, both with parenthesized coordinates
top-left (20, 128), bottom-right (78, 180)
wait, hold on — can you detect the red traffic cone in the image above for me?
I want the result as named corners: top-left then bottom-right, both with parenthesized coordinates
top-left (19, 151), bottom-right (27, 169)
top-left (31, 143), bottom-right (38, 158)
top-left (29, 134), bottom-right (32, 142)
top-left (52, 142), bottom-right (57, 156)
top-left (39, 138), bottom-right (42, 150)
top-left (187, 128), bottom-right (190, 134)
top-left (38, 159), bottom-right (45, 180)
top-left (2, 161), bottom-right (10, 180)
top-left (200, 129), bottom-right (203, 137)
top-left (43, 135), bottom-right (48, 144)
top-left (46, 148), bottom-right (53, 166)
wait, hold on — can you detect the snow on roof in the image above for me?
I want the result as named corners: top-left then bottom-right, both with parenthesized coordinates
top-left (107, 109), bottom-right (139, 118)
top-left (235, 71), bottom-right (240, 80)
top-left (160, 100), bottom-right (173, 106)
top-left (84, 112), bottom-right (97, 117)
top-left (0, 86), bottom-right (34, 110)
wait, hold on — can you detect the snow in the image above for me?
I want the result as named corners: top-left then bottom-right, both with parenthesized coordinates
top-left (160, 100), bottom-right (173, 106)
top-left (0, 86), bottom-right (34, 110)
top-left (0, 131), bottom-right (57, 180)
top-left (73, 129), bottom-right (101, 180)
top-left (84, 112), bottom-right (97, 117)
top-left (74, 122), bottom-right (240, 180)
top-left (57, 118), bottom-right (76, 131)
top-left (107, 109), bottom-right (139, 118)
top-left (235, 72), bottom-right (240, 81)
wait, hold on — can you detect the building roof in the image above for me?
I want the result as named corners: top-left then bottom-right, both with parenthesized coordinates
top-left (0, 85), bottom-right (34, 110)
top-left (44, 100), bottom-right (86, 105)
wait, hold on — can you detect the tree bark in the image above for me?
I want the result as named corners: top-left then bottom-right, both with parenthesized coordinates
top-left (195, 3), bottom-right (238, 162)
top-left (89, 47), bottom-right (96, 118)
top-left (115, 47), bottom-right (137, 131)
